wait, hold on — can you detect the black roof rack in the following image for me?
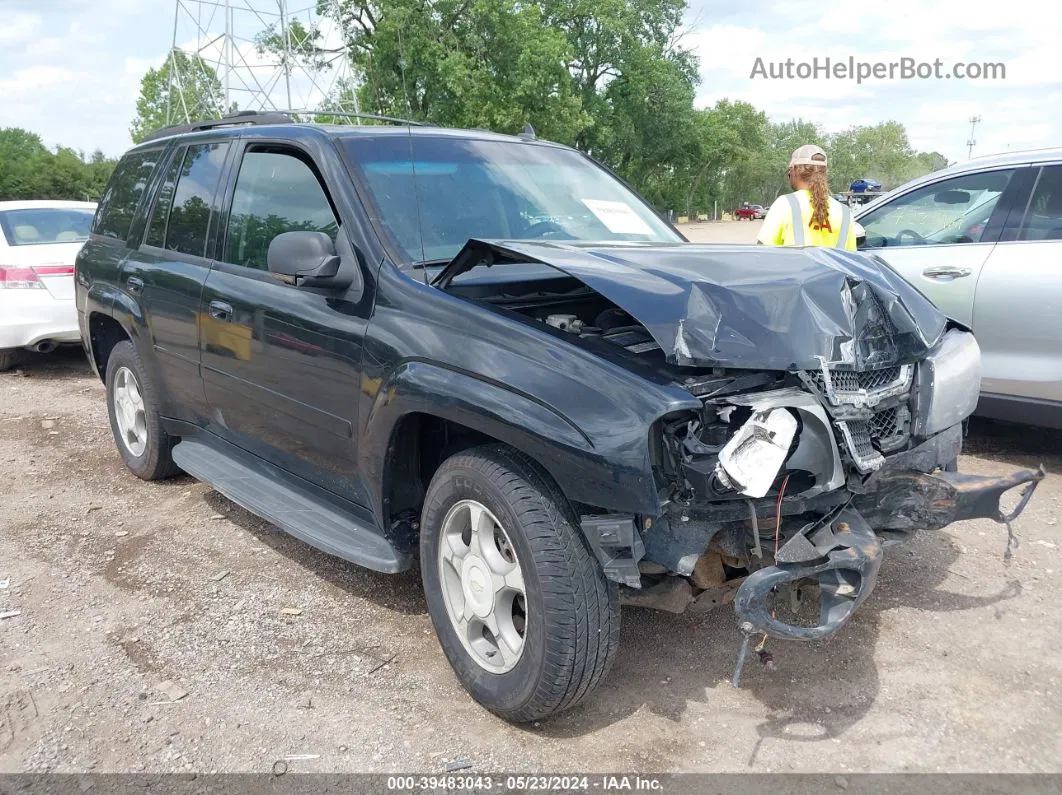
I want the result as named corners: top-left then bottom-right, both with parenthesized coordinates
top-left (141, 110), bottom-right (295, 142)
top-left (141, 109), bottom-right (429, 144)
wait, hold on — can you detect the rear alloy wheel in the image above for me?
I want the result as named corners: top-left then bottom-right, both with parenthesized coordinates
top-left (113, 366), bottom-right (148, 457)
top-left (105, 341), bottom-right (180, 480)
top-left (420, 444), bottom-right (621, 722)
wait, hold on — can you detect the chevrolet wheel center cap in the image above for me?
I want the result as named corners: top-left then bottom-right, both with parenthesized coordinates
top-left (462, 557), bottom-right (494, 617)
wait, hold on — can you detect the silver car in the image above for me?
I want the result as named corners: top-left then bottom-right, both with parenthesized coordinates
top-left (856, 148), bottom-right (1062, 428)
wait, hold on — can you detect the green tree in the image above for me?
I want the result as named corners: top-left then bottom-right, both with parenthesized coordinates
top-left (828, 121), bottom-right (918, 190)
top-left (260, 0), bottom-right (697, 171)
top-left (0, 128), bottom-right (117, 201)
top-left (130, 50), bottom-right (226, 144)
top-left (273, 0), bottom-right (584, 141)
top-left (248, 3), bottom-right (952, 214)
top-left (0, 128), bottom-right (50, 199)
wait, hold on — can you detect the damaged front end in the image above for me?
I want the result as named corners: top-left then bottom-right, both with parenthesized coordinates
top-left (435, 239), bottom-right (1044, 655)
top-left (631, 326), bottom-right (1044, 648)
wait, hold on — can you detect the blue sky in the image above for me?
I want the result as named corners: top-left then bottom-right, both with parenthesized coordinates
top-left (3, 0), bottom-right (1060, 162)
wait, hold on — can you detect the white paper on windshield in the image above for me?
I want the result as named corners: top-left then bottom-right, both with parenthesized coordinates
top-left (580, 199), bottom-right (654, 235)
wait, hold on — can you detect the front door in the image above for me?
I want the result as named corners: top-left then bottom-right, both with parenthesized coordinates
top-left (858, 167), bottom-right (1022, 327)
top-left (199, 143), bottom-right (372, 506)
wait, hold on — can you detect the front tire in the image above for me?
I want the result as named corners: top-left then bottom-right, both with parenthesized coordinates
top-left (105, 340), bottom-right (180, 480)
top-left (420, 445), bottom-right (620, 722)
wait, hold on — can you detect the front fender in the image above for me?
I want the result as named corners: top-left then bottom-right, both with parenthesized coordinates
top-left (360, 360), bottom-right (662, 529)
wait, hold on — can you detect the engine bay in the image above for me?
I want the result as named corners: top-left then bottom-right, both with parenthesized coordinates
top-left (446, 270), bottom-right (665, 359)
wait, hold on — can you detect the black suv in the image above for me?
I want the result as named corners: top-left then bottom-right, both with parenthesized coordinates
top-left (76, 112), bottom-right (1042, 721)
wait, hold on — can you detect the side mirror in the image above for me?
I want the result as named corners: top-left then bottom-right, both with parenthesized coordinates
top-left (268, 231), bottom-right (344, 288)
top-left (856, 233), bottom-right (867, 249)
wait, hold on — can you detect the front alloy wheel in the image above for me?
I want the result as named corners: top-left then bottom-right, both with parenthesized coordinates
top-left (438, 499), bottom-right (527, 673)
top-left (420, 444), bottom-right (621, 722)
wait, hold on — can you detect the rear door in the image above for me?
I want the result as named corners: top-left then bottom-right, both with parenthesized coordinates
top-left (971, 163), bottom-right (1062, 404)
top-left (857, 167), bottom-right (1025, 326)
top-left (121, 140), bottom-right (233, 422)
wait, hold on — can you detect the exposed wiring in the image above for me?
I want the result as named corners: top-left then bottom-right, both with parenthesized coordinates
top-left (755, 474), bottom-right (790, 670)
top-left (774, 473), bottom-right (791, 557)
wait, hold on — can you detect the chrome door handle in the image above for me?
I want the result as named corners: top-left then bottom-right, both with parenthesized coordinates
top-left (208, 300), bottom-right (233, 322)
top-left (922, 266), bottom-right (972, 280)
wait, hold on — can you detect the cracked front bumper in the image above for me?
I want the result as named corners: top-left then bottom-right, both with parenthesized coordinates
top-left (733, 466), bottom-right (1045, 641)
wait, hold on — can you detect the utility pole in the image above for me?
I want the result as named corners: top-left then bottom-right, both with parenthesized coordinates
top-left (967, 115), bottom-right (981, 159)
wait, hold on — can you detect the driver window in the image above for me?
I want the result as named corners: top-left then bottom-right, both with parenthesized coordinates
top-left (223, 148), bottom-right (338, 271)
top-left (860, 169), bottom-right (1015, 248)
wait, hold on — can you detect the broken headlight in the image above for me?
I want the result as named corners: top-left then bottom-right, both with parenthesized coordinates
top-left (714, 408), bottom-right (798, 498)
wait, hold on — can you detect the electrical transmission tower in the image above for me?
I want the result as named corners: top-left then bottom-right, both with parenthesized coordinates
top-left (165, 0), bottom-right (359, 125)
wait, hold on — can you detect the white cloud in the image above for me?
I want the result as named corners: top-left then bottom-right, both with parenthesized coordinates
top-left (686, 0), bottom-right (1062, 161)
top-left (0, 12), bottom-right (41, 44)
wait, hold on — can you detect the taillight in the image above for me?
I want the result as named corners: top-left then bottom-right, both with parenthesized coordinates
top-left (0, 266), bottom-right (43, 289)
top-left (0, 265), bottom-right (74, 289)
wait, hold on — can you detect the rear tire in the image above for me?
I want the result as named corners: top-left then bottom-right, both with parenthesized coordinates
top-left (420, 444), bottom-right (620, 722)
top-left (105, 340), bottom-right (180, 480)
top-left (0, 349), bottom-right (22, 372)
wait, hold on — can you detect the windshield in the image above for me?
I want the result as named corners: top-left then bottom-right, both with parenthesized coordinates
top-left (342, 135), bottom-right (680, 264)
top-left (0, 207), bottom-right (95, 246)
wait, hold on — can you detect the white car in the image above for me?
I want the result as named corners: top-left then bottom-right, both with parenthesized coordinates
top-left (0, 200), bottom-right (97, 371)
top-left (856, 148), bottom-right (1062, 429)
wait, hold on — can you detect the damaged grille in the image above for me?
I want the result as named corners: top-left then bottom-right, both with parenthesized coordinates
top-left (802, 363), bottom-right (912, 406)
top-left (802, 363), bottom-right (914, 472)
top-left (869, 404), bottom-right (911, 453)
top-left (807, 366), bottom-right (901, 394)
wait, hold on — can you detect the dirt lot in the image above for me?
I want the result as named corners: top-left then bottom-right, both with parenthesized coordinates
top-left (683, 219), bottom-right (763, 245)
top-left (2, 222), bottom-right (1061, 774)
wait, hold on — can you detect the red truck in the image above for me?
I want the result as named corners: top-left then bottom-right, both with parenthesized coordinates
top-left (734, 204), bottom-right (766, 220)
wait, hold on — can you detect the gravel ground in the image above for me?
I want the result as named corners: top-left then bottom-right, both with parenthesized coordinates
top-left (2, 223), bottom-right (1061, 774)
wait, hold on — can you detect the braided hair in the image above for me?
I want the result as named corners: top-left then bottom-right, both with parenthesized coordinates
top-left (793, 162), bottom-right (832, 231)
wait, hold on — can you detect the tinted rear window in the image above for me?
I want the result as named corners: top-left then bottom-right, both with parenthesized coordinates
top-left (144, 149), bottom-right (183, 248)
top-left (164, 142), bottom-right (229, 257)
top-left (93, 149), bottom-right (164, 241)
top-left (0, 208), bottom-right (95, 246)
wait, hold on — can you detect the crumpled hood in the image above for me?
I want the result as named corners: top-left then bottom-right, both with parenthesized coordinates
top-left (435, 240), bottom-right (949, 370)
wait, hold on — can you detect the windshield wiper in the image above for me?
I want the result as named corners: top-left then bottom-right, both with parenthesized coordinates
top-left (411, 258), bottom-right (454, 270)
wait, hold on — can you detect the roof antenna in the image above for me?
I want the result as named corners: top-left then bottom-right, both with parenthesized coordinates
top-left (520, 122), bottom-right (537, 141)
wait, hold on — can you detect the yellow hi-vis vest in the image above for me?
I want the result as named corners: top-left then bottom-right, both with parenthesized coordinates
top-left (757, 190), bottom-right (857, 250)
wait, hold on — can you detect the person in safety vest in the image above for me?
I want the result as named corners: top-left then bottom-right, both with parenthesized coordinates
top-left (757, 144), bottom-right (858, 251)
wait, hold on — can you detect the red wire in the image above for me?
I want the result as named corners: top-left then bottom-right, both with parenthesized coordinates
top-left (774, 473), bottom-right (790, 557)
